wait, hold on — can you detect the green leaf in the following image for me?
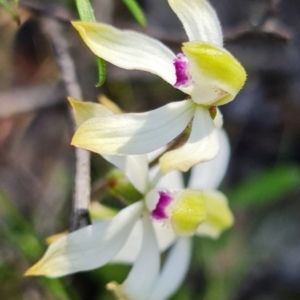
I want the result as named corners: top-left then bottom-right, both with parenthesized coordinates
top-left (75, 0), bottom-right (107, 86)
top-left (228, 165), bottom-right (300, 207)
top-left (95, 55), bottom-right (107, 87)
top-left (122, 0), bottom-right (147, 26)
top-left (75, 0), bottom-right (96, 22)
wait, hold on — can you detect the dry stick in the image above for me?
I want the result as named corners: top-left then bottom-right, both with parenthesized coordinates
top-left (40, 17), bottom-right (91, 231)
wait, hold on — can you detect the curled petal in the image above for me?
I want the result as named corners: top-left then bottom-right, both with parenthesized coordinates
top-left (196, 191), bottom-right (234, 238)
top-left (183, 42), bottom-right (247, 106)
top-left (25, 202), bottom-right (143, 277)
top-left (168, 0), bottom-right (223, 46)
top-left (188, 129), bottom-right (230, 190)
top-left (72, 22), bottom-right (176, 86)
top-left (72, 100), bottom-right (196, 155)
top-left (160, 106), bottom-right (220, 173)
top-left (148, 237), bottom-right (192, 300)
top-left (107, 215), bottom-right (160, 300)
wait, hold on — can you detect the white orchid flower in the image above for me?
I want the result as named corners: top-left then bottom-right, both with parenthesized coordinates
top-left (71, 0), bottom-right (246, 173)
top-left (107, 129), bottom-right (233, 300)
top-left (114, 127), bottom-right (232, 264)
top-left (25, 99), bottom-right (233, 300)
top-left (25, 146), bottom-right (232, 299)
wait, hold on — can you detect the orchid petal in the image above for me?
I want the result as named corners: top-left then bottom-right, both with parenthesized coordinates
top-left (72, 22), bottom-right (176, 86)
top-left (168, 0), bottom-right (223, 46)
top-left (196, 191), bottom-right (234, 238)
top-left (160, 106), bottom-right (219, 173)
top-left (148, 237), bottom-right (192, 300)
top-left (69, 98), bottom-right (149, 193)
top-left (188, 129), bottom-right (230, 190)
top-left (104, 155), bottom-right (149, 194)
top-left (25, 202), bottom-right (143, 277)
top-left (68, 97), bottom-right (113, 127)
top-left (72, 100), bottom-right (195, 155)
top-left (183, 42), bottom-right (247, 106)
top-left (107, 215), bottom-right (160, 300)
top-left (113, 218), bottom-right (176, 264)
top-left (156, 170), bottom-right (183, 189)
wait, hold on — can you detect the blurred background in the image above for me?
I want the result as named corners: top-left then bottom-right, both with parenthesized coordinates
top-left (1, 0), bottom-right (300, 299)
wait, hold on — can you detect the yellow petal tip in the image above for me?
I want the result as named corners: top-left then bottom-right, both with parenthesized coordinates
top-left (45, 231), bottom-right (68, 245)
top-left (24, 262), bottom-right (44, 277)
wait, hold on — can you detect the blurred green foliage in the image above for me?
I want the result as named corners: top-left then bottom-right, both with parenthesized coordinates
top-left (0, 191), bottom-right (79, 300)
top-left (0, 0), bottom-right (19, 22)
top-left (228, 165), bottom-right (300, 207)
top-left (121, 0), bottom-right (146, 26)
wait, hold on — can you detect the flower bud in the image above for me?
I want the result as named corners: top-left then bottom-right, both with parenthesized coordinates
top-left (106, 169), bottom-right (143, 203)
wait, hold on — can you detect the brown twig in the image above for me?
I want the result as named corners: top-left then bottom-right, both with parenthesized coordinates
top-left (40, 17), bottom-right (91, 231)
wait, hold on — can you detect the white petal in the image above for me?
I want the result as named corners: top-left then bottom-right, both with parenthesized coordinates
top-left (188, 129), bottom-right (230, 189)
top-left (160, 106), bottom-right (220, 173)
top-left (72, 100), bottom-right (195, 155)
top-left (112, 219), bottom-right (143, 264)
top-left (25, 202), bottom-right (143, 277)
top-left (151, 165), bottom-right (184, 190)
top-left (72, 22), bottom-right (176, 86)
top-left (168, 0), bottom-right (223, 46)
top-left (153, 221), bottom-right (176, 254)
top-left (103, 154), bottom-right (149, 194)
top-left (108, 215), bottom-right (160, 300)
top-left (148, 237), bottom-right (192, 300)
top-left (156, 170), bottom-right (183, 189)
top-left (113, 219), bottom-right (176, 264)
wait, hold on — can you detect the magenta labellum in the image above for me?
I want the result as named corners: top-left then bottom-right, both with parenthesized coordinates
top-left (173, 53), bottom-right (190, 88)
top-left (151, 191), bottom-right (173, 220)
